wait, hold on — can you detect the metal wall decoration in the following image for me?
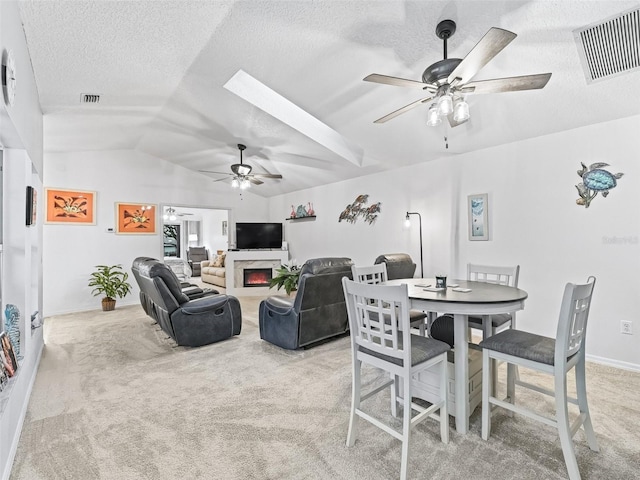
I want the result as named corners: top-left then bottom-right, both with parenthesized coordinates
top-left (338, 194), bottom-right (381, 224)
top-left (575, 162), bottom-right (624, 208)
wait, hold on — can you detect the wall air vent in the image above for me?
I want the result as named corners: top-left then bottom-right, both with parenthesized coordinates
top-left (80, 94), bottom-right (100, 104)
top-left (573, 7), bottom-right (640, 84)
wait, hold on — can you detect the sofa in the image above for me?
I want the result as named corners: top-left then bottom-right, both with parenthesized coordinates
top-left (131, 257), bottom-right (241, 347)
top-left (201, 253), bottom-right (226, 289)
top-left (258, 257), bottom-right (354, 350)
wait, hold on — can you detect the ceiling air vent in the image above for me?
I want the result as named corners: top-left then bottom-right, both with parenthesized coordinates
top-left (80, 93), bottom-right (100, 104)
top-left (573, 7), bottom-right (640, 84)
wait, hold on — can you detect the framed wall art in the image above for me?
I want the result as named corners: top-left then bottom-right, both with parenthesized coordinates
top-left (468, 193), bottom-right (489, 241)
top-left (116, 203), bottom-right (157, 234)
top-left (45, 188), bottom-right (96, 224)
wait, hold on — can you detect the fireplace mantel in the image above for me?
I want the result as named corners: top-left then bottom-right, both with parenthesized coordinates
top-left (226, 250), bottom-right (289, 296)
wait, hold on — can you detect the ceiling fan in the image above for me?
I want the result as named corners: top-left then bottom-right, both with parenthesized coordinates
top-left (363, 19), bottom-right (552, 126)
top-left (199, 144), bottom-right (283, 189)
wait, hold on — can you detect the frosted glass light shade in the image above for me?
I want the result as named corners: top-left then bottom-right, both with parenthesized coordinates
top-left (453, 99), bottom-right (470, 122)
top-left (427, 105), bottom-right (441, 126)
top-left (437, 94), bottom-right (453, 115)
top-left (231, 177), bottom-right (240, 188)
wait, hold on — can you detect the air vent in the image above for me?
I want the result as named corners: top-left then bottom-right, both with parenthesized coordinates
top-left (80, 94), bottom-right (100, 104)
top-left (574, 8), bottom-right (640, 84)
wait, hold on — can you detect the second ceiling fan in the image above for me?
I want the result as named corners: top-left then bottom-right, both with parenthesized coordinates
top-left (199, 144), bottom-right (283, 189)
top-left (364, 19), bottom-right (552, 126)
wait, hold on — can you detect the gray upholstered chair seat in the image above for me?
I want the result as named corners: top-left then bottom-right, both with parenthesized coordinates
top-left (359, 333), bottom-right (450, 367)
top-left (479, 329), bottom-right (573, 366)
top-left (468, 313), bottom-right (512, 328)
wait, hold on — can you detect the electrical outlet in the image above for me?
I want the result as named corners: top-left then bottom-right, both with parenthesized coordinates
top-left (621, 321), bottom-right (633, 335)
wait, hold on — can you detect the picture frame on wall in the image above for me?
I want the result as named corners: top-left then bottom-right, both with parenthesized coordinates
top-left (45, 188), bottom-right (96, 225)
top-left (115, 203), bottom-right (157, 234)
top-left (25, 186), bottom-right (37, 226)
top-left (468, 193), bottom-right (489, 241)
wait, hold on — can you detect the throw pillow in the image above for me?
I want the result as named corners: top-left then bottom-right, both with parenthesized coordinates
top-left (220, 254), bottom-right (226, 267)
top-left (213, 255), bottom-right (224, 267)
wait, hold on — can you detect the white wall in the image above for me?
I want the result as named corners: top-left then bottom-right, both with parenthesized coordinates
top-left (200, 208), bottom-right (229, 254)
top-left (0, 3), bottom-right (44, 479)
top-left (43, 150), bottom-right (267, 315)
top-left (270, 115), bottom-right (640, 370)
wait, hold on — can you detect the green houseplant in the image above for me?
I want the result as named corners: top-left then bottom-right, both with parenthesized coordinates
top-left (88, 265), bottom-right (132, 311)
top-left (269, 263), bottom-right (301, 295)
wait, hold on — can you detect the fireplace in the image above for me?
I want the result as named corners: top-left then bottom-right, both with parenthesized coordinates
top-left (243, 268), bottom-right (273, 287)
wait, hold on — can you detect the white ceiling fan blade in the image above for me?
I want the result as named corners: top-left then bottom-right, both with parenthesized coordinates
top-left (363, 73), bottom-right (435, 91)
top-left (248, 177), bottom-right (264, 185)
top-left (198, 170), bottom-right (232, 175)
top-left (464, 73), bottom-right (552, 94)
top-left (373, 96), bottom-right (434, 124)
top-left (252, 173), bottom-right (283, 179)
top-left (446, 27), bottom-right (517, 85)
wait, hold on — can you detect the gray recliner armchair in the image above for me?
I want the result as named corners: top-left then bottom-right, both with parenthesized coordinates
top-left (187, 247), bottom-right (209, 276)
top-left (132, 257), bottom-right (241, 347)
top-left (374, 253), bottom-right (417, 279)
top-left (259, 257), bottom-right (354, 350)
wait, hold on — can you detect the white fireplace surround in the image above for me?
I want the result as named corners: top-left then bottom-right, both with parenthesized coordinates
top-left (225, 250), bottom-right (289, 296)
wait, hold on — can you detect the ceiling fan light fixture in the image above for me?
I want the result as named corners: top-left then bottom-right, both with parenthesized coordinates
top-left (453, 98), bottom-right (470, 122)
top-left (231, 177), bottom-right (240, 188)
top-left (240, 178), bottom-right (251, 189)
top-left (427, 104), bottom-right (441, 126)
top-left (164, 206), bottom-right (177, 221)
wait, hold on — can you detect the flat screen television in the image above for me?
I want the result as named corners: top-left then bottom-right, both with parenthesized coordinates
top-left (235, 222), bottom-right (283, 250)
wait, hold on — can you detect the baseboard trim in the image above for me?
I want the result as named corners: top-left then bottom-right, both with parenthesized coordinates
top-left (587, 354), bottom-right (640, 372)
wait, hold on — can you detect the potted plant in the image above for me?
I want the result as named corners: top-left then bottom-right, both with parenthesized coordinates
top-left (88, 265), bottom-right (132, 311)
top-left (269, 263), bottom-right (301, 295)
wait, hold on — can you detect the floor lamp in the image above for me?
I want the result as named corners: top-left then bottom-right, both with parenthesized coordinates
top-left (404, 212), bottom-right (424, 278)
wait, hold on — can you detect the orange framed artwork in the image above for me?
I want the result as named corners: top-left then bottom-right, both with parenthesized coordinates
top-left (45, 188), bottom-right (96, 224)
top-left (116, 203), bottom-right (157, 234)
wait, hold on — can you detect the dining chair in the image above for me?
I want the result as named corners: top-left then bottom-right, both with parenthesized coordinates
top-left (351, 264), bottom-right (429, 417)
top-left (342, 278), bottom-right (450, 480)
top-left (479, 277), bottom-right (598, 480)
top-left (431, 263), bottom-right (520, 396)
top-left (467, 263), bottom-right (520, 337)
top-left (351, 264), bottom-right (427, 334)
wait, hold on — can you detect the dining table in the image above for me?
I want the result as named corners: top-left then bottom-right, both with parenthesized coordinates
top-left (384, 277), bottom-right (528, 434)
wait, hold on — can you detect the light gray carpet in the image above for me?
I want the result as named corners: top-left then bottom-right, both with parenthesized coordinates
top-left (10, 297), bottom-right (640, 480)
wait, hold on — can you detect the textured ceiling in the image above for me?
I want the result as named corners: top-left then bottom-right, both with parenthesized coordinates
top-left (18, 0), bottom-right (640, 197)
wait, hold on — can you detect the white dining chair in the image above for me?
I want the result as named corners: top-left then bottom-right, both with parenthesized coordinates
top-left (351, 264), bottom-right (427, 334)
top-left (342, 278), bottom-right (450, 480)
top-left (467, 263), bottom-right (520, 340)
top-left (480, 277), bottom-right (598, 480)
top-left (351, 264), bottom-right (428, 418)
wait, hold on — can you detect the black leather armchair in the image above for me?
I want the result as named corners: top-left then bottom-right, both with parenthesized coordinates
top-left (259, 257), bottom-right (354, 350)
top-left (187, 247), bottom-right (209, 276)
top-left (374, 253), bottom-right (417, 279)
top-left (132, 257), bottom-right (241, 347)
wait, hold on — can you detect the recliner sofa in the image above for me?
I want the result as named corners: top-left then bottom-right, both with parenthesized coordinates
top-left (259, 257), bottom-right (354, 350)
top-left (131, 257), bottom-right (242, 347)
top-left (374, 253), bottom-right (417, 279)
